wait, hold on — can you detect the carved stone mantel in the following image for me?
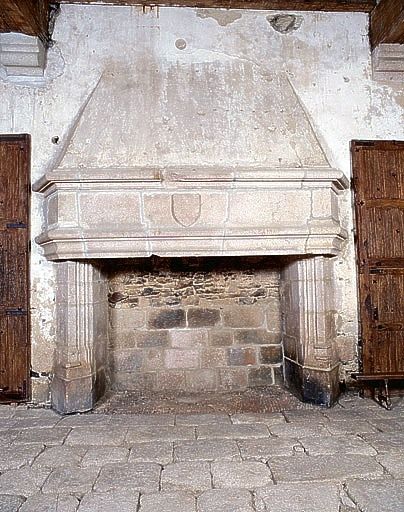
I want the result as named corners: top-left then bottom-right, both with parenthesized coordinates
top-left (33, 166), bottom-right (348, 261)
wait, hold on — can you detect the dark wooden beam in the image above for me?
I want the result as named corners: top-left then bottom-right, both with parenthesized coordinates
top-left (59, 0), bottom-right (376, 13)
top-left (371, 0), bottom-right (404, 48)
top-left (0, 0), bottom-right (50, 43)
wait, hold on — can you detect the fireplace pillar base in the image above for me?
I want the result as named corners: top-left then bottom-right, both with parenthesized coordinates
top-left (284, 359), bottom-right (340, 407)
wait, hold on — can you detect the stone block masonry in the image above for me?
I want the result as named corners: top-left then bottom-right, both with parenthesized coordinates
top-left (107, 256), bottom-right (283, 393)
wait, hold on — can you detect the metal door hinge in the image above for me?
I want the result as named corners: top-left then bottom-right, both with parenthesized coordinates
top-left (6, 222), bottom-right (27, 229)
top-left (5, 308), bottom-right (27, 317)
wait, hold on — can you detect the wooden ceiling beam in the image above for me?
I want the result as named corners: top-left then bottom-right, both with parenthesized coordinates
top-left (58, 0), bottom-right (376, 13)
top-left (0, 0), bottom-right (50, 43)
top-left (371, 0), bottom-right (404, 48)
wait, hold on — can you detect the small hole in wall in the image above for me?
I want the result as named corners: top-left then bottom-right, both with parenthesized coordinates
top-left (51, 136), bottom-right (60, 144)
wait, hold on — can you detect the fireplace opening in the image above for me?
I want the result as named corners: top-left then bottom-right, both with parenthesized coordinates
top-left (103, 256), bottom-right (284, 396)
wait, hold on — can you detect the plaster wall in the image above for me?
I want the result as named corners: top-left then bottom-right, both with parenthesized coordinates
top-left (0, 5), bottom-right (403, 402)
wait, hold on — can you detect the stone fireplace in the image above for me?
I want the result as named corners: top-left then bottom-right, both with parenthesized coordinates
top-left (33, 66), bottom-right (349, 413)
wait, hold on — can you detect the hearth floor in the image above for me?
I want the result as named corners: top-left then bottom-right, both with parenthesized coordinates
top-left (93, 386), bottom-right (317, 415)
top-left (0, 392), bottom-right (404, 511)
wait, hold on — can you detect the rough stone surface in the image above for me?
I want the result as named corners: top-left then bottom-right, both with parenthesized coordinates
top-left (0, 467), bottom-right (51, 497)
top-left (255, 482), bottom-right (342, 512)
top-left (212, 461), bottom-right (273, 489)
top-left (174, 439), bottom-right (240, 462)
top-left (139, 492), bottom-right (196, 512)
top-left (269, 454), bottom-right (384, 482)
top-left (19, 494), bottom-right (79, 512)
top-left (238, 438), bottom-right (302, 460)
top-left (161, 462), bottom-right (212, 492)
top-left (197, 423), bottom-right (270, 440)
top-left (128, 442), bottom-right (173, 465)
top-left (299, 435), bottom-right (377, 456)
top-left (198, 489), bottom-right (255, 512)
top-left (95, 463), bottom-right (161, 493)
top-left (345, 479), bottom-right (404, 512)
top-left (78, 491), bottom-right (140, 512)
top-left (377, 453), bottom-right (404, 478)
top-left (0, 496), bottom-right (26, 512)
top-left (42, 466), bottom-right (100, 495)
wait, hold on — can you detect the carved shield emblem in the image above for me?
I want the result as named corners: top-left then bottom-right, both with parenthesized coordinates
top-left (171, 193), bottom-right (201, 227)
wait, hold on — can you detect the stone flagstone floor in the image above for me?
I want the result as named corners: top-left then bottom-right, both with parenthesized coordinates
top-left (0, 392), bottom-right (404, 511)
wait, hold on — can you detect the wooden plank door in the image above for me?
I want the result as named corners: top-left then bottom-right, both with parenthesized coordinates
top-left (352, 140), bottom-right (404, 377)
top-left (0, 135), bottom-right (30, 401)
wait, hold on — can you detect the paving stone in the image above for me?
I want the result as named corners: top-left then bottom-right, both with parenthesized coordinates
top-left (0, 430), bottom-right (20, 446)
top-left (269, 423), bottom-right (331, 438)
top-left (174, 439), bottom-right (240, 462)
top-left (65, 426), bottom-right (128, 446)
top-left (128, 442), bottom-right (173, 464)
top-left (362, 432), bottom-right (404, 453)
top-left (42, 465), bottom-right (100, 495)
top-left (238, 438), bottom-right (302, 460)
top-left (126, 425), bottom-right (195, 443)
top-left (0, 406), bottom-right (16, 418)
top-left (95, 463), bottom-right (161, 493)
top-left (78, 490), bottom-right (140, 511)
top-left (13, 408), bottom-right (59, 419)
top-left (282, 409), bottom-right (329, 422)
top-left (139, 491), bottom-right (196, 512)
top-left (161, 462), bottom-right (212, 492)
top-left (212, 461), bottom-right (273, 489)
top-left (346, 478), bottom-right (404, 512)
top-left (12, 417), bottom-right (61, 429)
top-left (33, 445), bottom-right (87, 468)
top-left (366, 419), bottom-right (404, 433)
top-left (255, 482), bottom-right (342, 512)
top-left (377, 453), bottom-right (404, 478)
top-left (325, 419), bottom-right (379, 435)
top-left (81, 446), bottom-right (129, 467)
top-left (176, 413), bottom-right (231, 426)
top-left (19, 494), bottom-right (79, 512)
top-left (269, 454), bottom-right (384, 482)
top-left (197, 423), bottom-right (269, 440)
top-left (13, 427), bottom-right (71, 446)
top-left (198, 489), bottom-right (255, 512)
top-left (0, 444), bottom-right (44, 471)
top-left (58, 414), bottom-right (112, 427)
top-left (109, 414), bottom-right (175, 426)
top-left (231, 412), bottom-right (286, 426)
top-left (0, 467), bottom-right (51, 497)
top-left (0, 495), bottom-right (25, 512)
top-left (299, 435), bottom-right (377, 456)
top-left (0, 419), bottom-right (18, 431)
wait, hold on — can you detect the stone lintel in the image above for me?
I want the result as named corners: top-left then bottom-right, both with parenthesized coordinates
top-left (0, 32), bottom-right (46, 77)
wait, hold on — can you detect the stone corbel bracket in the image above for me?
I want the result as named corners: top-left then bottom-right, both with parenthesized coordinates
top-left (33, 166), bottom-right (349, 261)
top-left (0, 32), bottom-right (46, 77)
top-left (372, 44), bottom-right (404, 81)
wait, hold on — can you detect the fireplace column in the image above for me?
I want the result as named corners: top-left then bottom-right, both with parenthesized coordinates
top-left (282, 256), bottom-right (339, 406)
top-left (52, 261), bottom-right (109, 414)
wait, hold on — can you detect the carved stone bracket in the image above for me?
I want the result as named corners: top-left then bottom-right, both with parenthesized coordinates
top-left (372, 43), bottom-right (404, 81)
top-left (0, 32), bottom-right (46, 77)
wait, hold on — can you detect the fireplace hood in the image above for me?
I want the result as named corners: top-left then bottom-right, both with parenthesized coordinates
top-left (33, 65), bottom-right (348, 261)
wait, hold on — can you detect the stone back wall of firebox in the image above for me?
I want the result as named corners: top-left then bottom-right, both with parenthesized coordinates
top-left (106, 257), bottom-right (283, 393)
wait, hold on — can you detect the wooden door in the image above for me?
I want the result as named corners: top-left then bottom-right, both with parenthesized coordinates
top-left (352, 140), bottom-right (404, 378)
top-left (0, 135), bottom-right (30, 401)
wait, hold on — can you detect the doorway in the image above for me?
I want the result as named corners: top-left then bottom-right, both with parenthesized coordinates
top-left (0, 134), bottom-right (30, 401)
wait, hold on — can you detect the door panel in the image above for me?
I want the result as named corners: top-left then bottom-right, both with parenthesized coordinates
top-left (0, 135), bottom-right (30, 401)
top-left (352, 140), bottom-right (404, 377)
